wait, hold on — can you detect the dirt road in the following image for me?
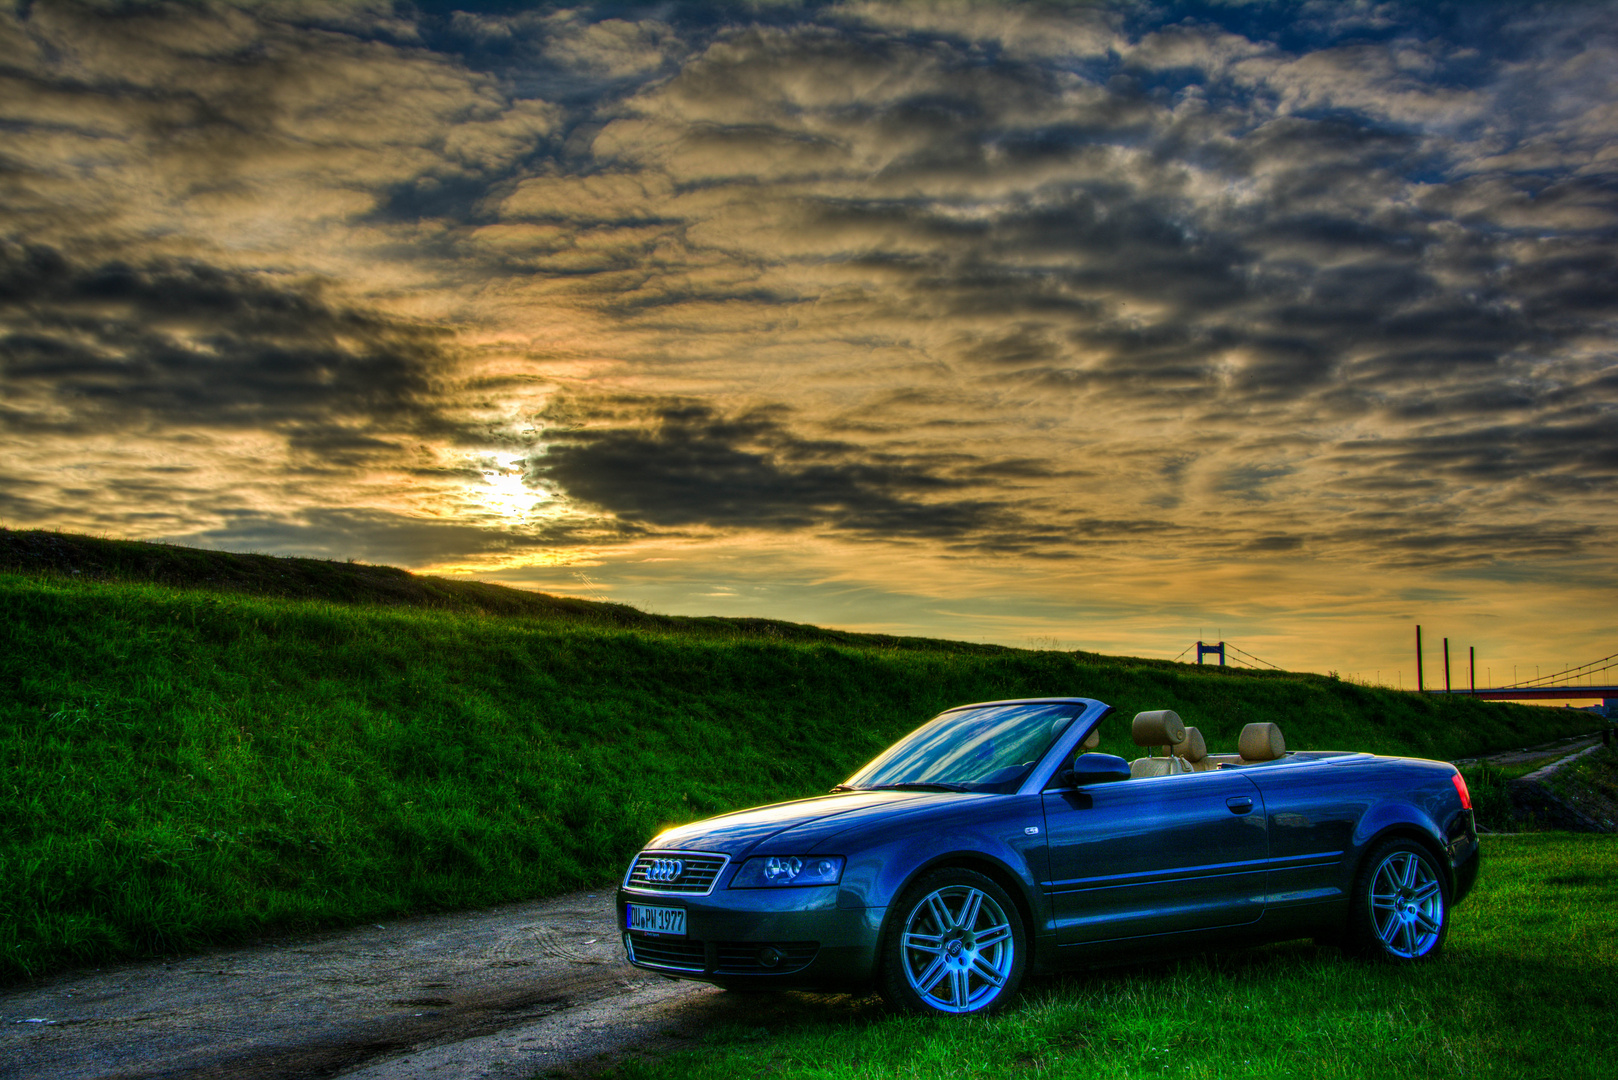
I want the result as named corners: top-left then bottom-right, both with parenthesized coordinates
top-left (1454, 730), bottom-right (1607, 769)
top-left (0, 889), bottom-right (866, 1080)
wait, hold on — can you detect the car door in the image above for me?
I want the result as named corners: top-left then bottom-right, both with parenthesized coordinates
top-left (1244, 759), bottom-right (1370, 909)
top-left (1040, 769), bottom-right (1268, 944)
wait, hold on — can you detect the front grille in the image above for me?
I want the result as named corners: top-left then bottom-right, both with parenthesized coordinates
top-left (714, 941), bottom-right (819, 975)
top-left (627, 932), bottom-right (706, 972)
top-left (624, 850), bottom-right (730, 895)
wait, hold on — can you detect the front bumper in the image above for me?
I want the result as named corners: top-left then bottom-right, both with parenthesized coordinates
top-left (616, 883), bottom-right (885, 990)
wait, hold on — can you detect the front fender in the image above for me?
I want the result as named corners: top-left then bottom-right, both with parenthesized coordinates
top-left (831, 814), bottom-right (1050, 971)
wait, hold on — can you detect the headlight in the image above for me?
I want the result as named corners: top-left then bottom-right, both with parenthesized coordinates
top-left (729, 854), bottom-right (845, 888)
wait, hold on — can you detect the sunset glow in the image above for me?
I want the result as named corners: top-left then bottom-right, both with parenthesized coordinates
top-left (3, 1), bottom-right (1617, 686)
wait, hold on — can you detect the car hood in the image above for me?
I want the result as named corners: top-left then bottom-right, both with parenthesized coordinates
top-left (645, 789), bottom-right (959, 857)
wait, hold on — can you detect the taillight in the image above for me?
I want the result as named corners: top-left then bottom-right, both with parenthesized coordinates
top-left (1452, 771), bottom-right (1472, 810)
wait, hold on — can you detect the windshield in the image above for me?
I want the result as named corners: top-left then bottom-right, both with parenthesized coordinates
top-left (843, 702), bottom-right (1084, 794)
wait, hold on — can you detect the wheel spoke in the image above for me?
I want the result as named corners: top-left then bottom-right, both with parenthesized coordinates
top-left (971, 955), bottom-right (1006, 986)
top-left (915, 956), bottom-right (948, 993)
top-left (1400, 855), bottom-right (1420, 889)
top-left (960, 889), bottom-right (984, 930)
top-left (1415, 910), bottom-right (1442, 934)
top-left (1411, 879), bottom-right (1440, 903)
top-left (927, 894), bottom-right (954, 932)
top-left (905, 937), bottom-right (943, 957)
top-left (1377, 914), bottom-right (1402, 945)
top-left (975, 922), bottom-right (1012, 949)
top-left (1398, 920), bottom-right (1415, 956)
top-left (950, 969), bottom-right (971, 1008)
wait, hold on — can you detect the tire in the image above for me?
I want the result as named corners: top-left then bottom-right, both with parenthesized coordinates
top-left (879, 867), bottom-right (1027, 1015)
top-left (1348, 838), bottom-right (1449, 961)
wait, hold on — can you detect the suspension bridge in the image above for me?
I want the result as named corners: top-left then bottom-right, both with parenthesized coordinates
top-left (1412, 627), bottom-right (1618, 702)
top-left (1175, 634), bottom-right (1618, 705)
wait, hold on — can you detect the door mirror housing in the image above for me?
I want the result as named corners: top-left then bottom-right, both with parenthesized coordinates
top-left (1060, 752), bottom-right (1131, 788)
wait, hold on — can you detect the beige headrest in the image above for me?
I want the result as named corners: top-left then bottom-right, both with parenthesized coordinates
top-left (1239, 722), bottom-right (1286, 761)
top-left (1081, 728), bottom-right (1100, 750)
top-left (1173, 726), bottom-right (1207, 763)
top-left (1132, 710), bottom-right (1187, 747)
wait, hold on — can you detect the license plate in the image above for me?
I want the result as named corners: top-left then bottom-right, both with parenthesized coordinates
top-left (626, 903), bottom-right (686, 936)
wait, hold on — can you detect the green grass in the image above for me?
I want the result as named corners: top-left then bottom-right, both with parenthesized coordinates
top-left (1459, 762), bottom-right (1519, 831)
top-left (0, 553), bottom-right (1598, 983)
top-left (1542, 747), bottom-right (1618, 830)
top-left (580, 834), bottom-right (1618, 1080)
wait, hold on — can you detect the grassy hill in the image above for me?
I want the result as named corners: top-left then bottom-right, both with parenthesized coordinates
top-left (0, 530), bottom-right (1597, 982)
top-left (0, 528), bottom-right (1012, 652)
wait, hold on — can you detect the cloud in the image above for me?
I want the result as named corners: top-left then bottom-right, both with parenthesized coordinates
top-left (165, 505), bottom-right (612, 567)
top-left (3, 1), bottom-right (1618, 669)
top-left (0, 241), bottom-right (458, 441)
top-left (531, 397), bottom-right (1019, 540)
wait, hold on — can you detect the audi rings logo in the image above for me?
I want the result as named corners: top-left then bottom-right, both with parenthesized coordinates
top-left (644, 858), bottom-right (685, 884)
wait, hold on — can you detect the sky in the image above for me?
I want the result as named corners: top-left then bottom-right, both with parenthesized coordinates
top-left (3, 0), bottom-right (1617, 687)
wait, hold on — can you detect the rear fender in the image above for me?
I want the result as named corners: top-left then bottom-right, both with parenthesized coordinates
top-left (1349, 799), bottom-right (1452, 892)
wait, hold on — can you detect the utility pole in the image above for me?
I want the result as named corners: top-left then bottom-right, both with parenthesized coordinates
top-left (1416, 625), bottom-right (1424, 692)
top-left (1470, 647), bottom-right (1476, 695)
top-left (1444, 638), bottom-right (1451, 692)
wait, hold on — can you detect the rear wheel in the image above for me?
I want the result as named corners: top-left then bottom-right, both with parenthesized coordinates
top-left (1349, 838), bottom-right (1449, 961)
top-left (879, 868), bottom-right (1026, 1014)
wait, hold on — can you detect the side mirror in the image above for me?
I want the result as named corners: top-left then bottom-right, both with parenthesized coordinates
top-left (1061, 753), bottom-right (1131, 787)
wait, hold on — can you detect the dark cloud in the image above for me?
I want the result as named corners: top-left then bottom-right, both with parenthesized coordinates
top-left (0, 242), bottom-right (463, 446)
top-left (532, 398), bottom-right (1019, 540)
top-left (166, 505), bottom-right (621, 567)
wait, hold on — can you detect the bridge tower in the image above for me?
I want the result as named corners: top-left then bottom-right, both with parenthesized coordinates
top-left (1196, 640), bottom-right (1227, 666)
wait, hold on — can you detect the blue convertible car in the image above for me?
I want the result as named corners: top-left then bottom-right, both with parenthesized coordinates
top-left (617, 697), bottom-right (1479, 1014)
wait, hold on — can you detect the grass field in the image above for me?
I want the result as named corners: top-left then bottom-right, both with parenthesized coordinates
top-left (0, 533), bottom-right (1600, 983)
top-left (583, 834), bottom-right (1616, 1080)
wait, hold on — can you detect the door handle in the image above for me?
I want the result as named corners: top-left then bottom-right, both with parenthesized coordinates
top-left (1226, 796), bottom-right (1254, 815)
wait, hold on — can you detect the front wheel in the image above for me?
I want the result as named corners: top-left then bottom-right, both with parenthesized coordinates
top-left (879, 868), bottom-right (1026, 1014)
top-left (1349, 838), bottom-right (1449, 961)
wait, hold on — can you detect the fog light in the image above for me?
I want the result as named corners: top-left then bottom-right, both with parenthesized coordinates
top-left (756, 946), bottom-right (783, 968)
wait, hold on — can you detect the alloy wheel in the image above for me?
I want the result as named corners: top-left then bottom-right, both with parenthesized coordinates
top-left (1368, 848), bottom-right (1444, 958)
top-left (899, 883), bottom-right (1017, 1013)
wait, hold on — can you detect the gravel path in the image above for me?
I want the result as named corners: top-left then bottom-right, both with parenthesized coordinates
top-left (0, 889), bottom-right (837, 1080)
top-left (1453, 730), bottom-right (1606, 769)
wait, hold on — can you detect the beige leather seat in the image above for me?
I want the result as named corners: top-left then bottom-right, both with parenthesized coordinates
top-left (1173, 726), bottom-right (1210, 771)
top-left (1129, 710), bottom-right (1193, 778)
top-left (1198, 722), bottom-right (1287, 768)
top-left (1239, 722), bottom-right (1286, 763)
